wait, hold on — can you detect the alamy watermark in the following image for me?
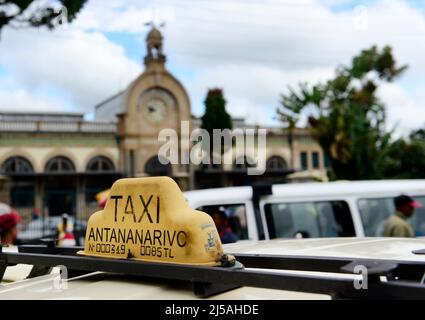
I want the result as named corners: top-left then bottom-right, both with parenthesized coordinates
top-left (53, 265), bottom-right (68, 290)
top-left (158, 121), bottom-right (267, 176)
top-left (45, 5), bottom-right (69, 29)
top-left (353, 265), bottom-right (368, 290)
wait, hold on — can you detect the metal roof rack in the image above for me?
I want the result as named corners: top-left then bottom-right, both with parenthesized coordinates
top-left (2, 243), bottom-right (425, 299)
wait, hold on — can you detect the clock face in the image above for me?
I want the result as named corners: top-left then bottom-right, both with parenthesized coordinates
top-left (143, 99), bottom-right (167, 124)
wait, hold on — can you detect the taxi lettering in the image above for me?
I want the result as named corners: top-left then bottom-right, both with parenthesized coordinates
top-left (110, 194), bottom-right (160, 224)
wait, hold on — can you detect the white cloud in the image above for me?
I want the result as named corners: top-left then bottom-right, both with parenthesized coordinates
top-left (378, 83), bottom-right (425, 138)
top-left (74, 0), bottom-right (175, 33)
top-left (320, 0), bottom-right (357, 6)
top-left (76, 0), bottom-right (425, 132)
top-left (0, 87), bottom-right (64, 112)
top-left (1, 0), bottom-right (425, 134)
top-left (185, 64), bottom-right (334, 125)
top-left (0, 27), bottom-right (142, 111)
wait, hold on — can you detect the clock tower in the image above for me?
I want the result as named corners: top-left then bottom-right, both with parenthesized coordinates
top-left (117, 25), bottom-right (192, 190)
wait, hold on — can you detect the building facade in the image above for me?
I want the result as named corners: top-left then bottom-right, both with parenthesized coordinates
top-left (0, 27), bottom-right (327, 227)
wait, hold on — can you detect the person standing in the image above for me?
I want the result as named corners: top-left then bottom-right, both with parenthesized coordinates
top-left (211, 208), bottom-right (239, 244)
top-left (382, 195), bottom-right (422, 237)
top-left (31, 208), bottom-right (40, 220)
top-left (57, 213), bottom-right (76, 247)
top-left (0, 209), bottom-right (21, 245)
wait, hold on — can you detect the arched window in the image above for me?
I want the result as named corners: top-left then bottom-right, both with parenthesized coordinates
top-left (86, 156), bottom-right (115, 172)
top-left (266, 156), bottom-right (288, 171)
top-left (1, 156), bottom-right (33, 174)
top-left (144, 156), bottom-right (172, 176)
top-left (45, 156), bottom-right (75, 173)
top-left (233, 156), bottom-right (256, 170)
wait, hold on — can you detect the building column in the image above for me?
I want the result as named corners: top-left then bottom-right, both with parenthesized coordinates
top-left (0, 176), bottom-right (11, 204)
top-left (76, 175), bottom-right (85, 220)
top-left (36, 176), bottom-right (47, 220)
top-left (34, 176), bottom-right (43, 211)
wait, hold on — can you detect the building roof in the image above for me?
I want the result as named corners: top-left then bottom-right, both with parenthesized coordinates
top-left (0, 114), bottom-right (116, 134)
top-left (94, 91), bottom-right (126, 110)
top-left (0, 111), bottom-right (84, 122)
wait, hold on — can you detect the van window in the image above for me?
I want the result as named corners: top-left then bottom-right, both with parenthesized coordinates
top-left (197, 204), bottom-right (248, 240)
top-left (358, 196), bottom-right (425, 236)
top-left (264, 201), bottom-right (355, 239)
top-left (358, 198), bottom-right (393, 236)
top-left (412, 196), bottom-right (425, 236)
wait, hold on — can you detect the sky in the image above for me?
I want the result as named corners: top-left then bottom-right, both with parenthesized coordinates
top-left (1, 0), bottom-right (425, 137)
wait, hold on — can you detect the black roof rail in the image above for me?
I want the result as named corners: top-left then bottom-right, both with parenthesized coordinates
top-left (2, 244), bottom-right (425, 299)
top-left (251, 183), bottom-right (273, 240)
top-left (251, 182), bottom-right (273, 198)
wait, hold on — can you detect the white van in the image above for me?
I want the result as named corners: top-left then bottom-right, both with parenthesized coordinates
top-left (184, 180), bottom-right (425, 241)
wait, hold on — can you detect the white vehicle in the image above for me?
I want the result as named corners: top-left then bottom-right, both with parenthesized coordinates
top-left (184, 180), bottom-right (425, 241)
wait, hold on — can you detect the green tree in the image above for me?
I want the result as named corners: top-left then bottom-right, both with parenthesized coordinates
top-left (383, 130), bottom-right (425, 179)
top-left (278, 46), bottom-right (408, 180)
top-left (0, 0), bottom-right (87, 34)
top-left (200, 88), bottom-right (233, 158)
top-left (277, 86), bottom-right (310, 169)
top-left (410, 129), bottom-right (425, 141)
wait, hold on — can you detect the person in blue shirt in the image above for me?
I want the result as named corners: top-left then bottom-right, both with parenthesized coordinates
top-left (211, 208), bottom-right (239, 244)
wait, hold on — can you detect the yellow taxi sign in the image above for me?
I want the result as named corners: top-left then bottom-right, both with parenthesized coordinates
top-left (78, 177), bottom-right (225, 266)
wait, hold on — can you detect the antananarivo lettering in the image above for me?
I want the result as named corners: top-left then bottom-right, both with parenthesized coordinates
top-left (87, 227), bottom-right (187, 247)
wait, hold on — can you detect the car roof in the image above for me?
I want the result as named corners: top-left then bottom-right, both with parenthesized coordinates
top-left (271, 180), bottom-right (425, 199)
top-left (184, 185), bottom-right (253, 205)
top-left (184, 180), bottom-right (425, 205)
top-left (0, 272), bottom-right (329, 300)
top-left (2, 237), bottom-right (425, 300)
top-left (224, 237), bottom-right (425, 262)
